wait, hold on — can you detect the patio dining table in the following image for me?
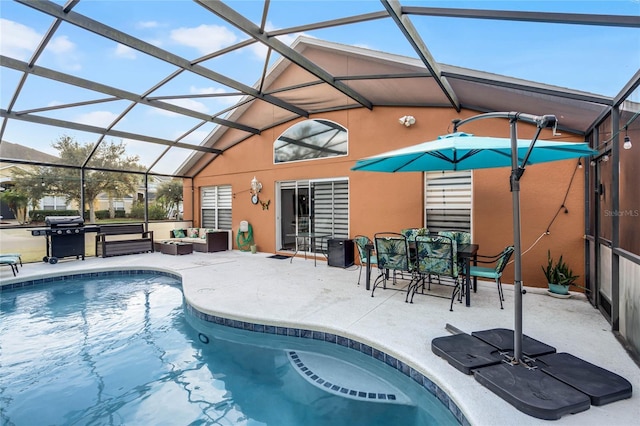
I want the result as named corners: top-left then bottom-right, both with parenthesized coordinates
top-left (364, 239), bottom-right (479, 307)
top-left (457, 243), bottom-right (479, 307)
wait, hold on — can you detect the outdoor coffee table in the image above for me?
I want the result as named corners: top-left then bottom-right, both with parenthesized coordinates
top-left (158, 241), bottom-right (193, 255)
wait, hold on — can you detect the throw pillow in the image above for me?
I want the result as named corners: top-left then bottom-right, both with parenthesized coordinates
top-left (188, 228), bottom-right (200, 238)
top-left (200, 228), bottom-right (213, 239)
top-left (173, 229), bottom-right (186, 238)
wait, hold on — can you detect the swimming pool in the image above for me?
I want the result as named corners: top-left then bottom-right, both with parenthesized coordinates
top-left (0, 271), bottom-right (460, 425)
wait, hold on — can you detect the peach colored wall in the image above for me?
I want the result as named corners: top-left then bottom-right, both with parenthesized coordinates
top-left (188, 106), bottom-right (586, 289)
top-left (456, 116), bottom-right (586, 287)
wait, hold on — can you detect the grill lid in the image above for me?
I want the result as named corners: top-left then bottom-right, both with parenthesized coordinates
top-left (45, 216), bottom-right (85, 227)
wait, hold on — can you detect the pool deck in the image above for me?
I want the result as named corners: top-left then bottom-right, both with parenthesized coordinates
top-left (2, 250), bottom-right (639, 426)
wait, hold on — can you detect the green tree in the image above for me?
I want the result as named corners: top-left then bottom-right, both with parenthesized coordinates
top-left (155, 180), bottom-right (183, 219)
top-left (11, 166), bottom-right (52, 211)
top-left (0, 187), bottom-right (28, 224)
top-left (85, 138), bottom-right (143, 219)
top-left (11, 135), bottom-right (143, 223)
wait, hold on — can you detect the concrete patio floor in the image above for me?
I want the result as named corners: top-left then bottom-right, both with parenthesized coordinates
top-left (2, 250), bottom-right (638, 425)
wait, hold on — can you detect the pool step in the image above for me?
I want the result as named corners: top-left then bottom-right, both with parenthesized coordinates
top-left (287, 350), bottom-right (414, 406)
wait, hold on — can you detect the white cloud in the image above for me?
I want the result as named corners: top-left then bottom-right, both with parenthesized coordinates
top-left (46, 35), bottom-right (82, 71)
top-left (154, 98), bottom-right (209, 115)
top-left (248, 42), bottom-right (268, 61)
top-left (137, 21), bottom-right (159, 29)
top-left (188, 86), bottom-right (242, 107)
top-left (0, 19), bottom-right (82, 70)
top-left (0, 19), bottom-right (41, 60)
top-left (75, 111), bottom-right (118, 127)
top-left (114, 43), bottom-right (137, 59)
top-left (47, 35), bottom-right (75, 55)
top-left (248, 22), bottom-right (307, 61)
top-left (177, 129), bottom-right (209, 144)
top-left (189, 85), bottom-right (227, 95)
top-left (170, 24), bottom-right (237, 54)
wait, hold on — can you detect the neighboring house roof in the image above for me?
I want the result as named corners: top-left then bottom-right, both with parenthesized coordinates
top-left (0, 140), bottom-right (60, 164)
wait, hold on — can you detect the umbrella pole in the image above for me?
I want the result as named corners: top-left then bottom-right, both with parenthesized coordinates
top-left (509, 118), bottom-right (524, 364)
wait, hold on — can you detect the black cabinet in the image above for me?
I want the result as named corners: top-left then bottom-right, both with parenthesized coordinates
top-left (327, 238), bottom-right (354, 268)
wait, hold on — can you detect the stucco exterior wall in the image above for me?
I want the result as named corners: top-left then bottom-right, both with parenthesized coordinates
top-left (187, 106), bottom-right (586, 289)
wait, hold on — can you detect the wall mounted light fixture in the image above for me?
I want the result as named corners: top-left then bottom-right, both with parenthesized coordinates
top-left (250, 176), bottom-right (262, 205)
top-left (398, 115), bottom-right (416, 127)
top-left (623, 126), bottom-right (632, 150)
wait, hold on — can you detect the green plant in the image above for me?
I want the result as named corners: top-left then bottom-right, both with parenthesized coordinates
top-left (542, 250), bottom-right (579, 286)
top-left (0, 188), bottom-right (29, 224)
top-left (129, 201), bottom-right (167, 220)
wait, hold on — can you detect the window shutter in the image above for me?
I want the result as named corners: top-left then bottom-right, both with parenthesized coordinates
top-left (425, 171), bottom-right (472, 233)
top-left (312, 180), bottom-right (349, 240)
top-left (202, 185), bottom-right (232, 230)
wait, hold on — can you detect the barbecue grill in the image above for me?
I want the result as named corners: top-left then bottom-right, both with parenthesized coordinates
top-left (31, 216), bottom-right (98, 264)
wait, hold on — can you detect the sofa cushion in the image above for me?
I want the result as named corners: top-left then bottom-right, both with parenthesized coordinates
top-left (179, 237), bottom-right (205, 244)
top-left (200, 228), bottom-right (216, 239)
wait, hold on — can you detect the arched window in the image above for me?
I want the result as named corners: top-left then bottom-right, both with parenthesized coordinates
top-left (274, 119), bottom-right (348, 163)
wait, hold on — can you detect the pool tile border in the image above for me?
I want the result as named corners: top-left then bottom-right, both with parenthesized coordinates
top-left (187, 303), bottom-right (469, 426)
top-left (0, 269), bottom-right (181, 292)
top-left (3, 269), bottom-right (467, 425)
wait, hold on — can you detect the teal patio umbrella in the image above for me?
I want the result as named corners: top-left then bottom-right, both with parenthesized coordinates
top-left (352, 112), bottom-right (596, 364)
top-left (352, 131), bottom-right (595, 173)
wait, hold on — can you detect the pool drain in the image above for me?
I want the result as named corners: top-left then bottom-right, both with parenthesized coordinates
top-left (198, 333), bottom-right (210, 344)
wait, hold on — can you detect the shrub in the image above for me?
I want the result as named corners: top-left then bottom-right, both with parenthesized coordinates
top-left (129, 201), bottom-right (167, 220)
top-left (95, 210), bottom-right (110, 220)
top-left (129, 202), bottom-right (145, 219)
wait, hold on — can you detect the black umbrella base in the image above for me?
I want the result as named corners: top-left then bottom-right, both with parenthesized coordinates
top-left (475, 362), bottom-right (591, 420)
top-left (471, 328), bottom-right (556, 358)
top-left (431, 333), bottom-right (503, 374)
top-left (431, 328), bottom-right (633, 420)
top-left (537, 352), bottom-right (633, 406)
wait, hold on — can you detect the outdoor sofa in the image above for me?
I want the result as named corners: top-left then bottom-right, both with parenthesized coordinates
top-left (166, 228), bottom-right (230, 252)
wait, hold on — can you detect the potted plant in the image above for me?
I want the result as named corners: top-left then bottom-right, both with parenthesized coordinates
top-left (542, 250), bottom-right (579, 295)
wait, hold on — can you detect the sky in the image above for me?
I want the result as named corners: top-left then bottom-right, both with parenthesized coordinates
top-left (1, 0), bottom-right (638, 174)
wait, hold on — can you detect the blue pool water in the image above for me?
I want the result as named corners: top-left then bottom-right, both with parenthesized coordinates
top-left (0, 273), bottom-right (459, 425)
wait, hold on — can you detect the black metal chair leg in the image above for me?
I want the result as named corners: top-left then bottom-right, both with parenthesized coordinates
top-left (450, 284), bottom-right (459, 311)
top-left (408, 276), bottom-right (422, 303)
top-left (450, 278), bottom-right (463, 311)
top-left (371, 273), bottom-right (385, 297)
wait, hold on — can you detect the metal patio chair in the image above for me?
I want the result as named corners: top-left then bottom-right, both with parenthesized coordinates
top-left (353, 235), bottom-right (377, 286)
top-left (466, 246), bottom-right (515, 309)
top-left (371, 232), bottom-right (414, 297)
top-left (407, 234), bottom-right (460, 304)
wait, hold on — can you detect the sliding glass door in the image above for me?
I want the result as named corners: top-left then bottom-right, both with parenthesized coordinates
top-left (277, 179), bottom-right (348, 252)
